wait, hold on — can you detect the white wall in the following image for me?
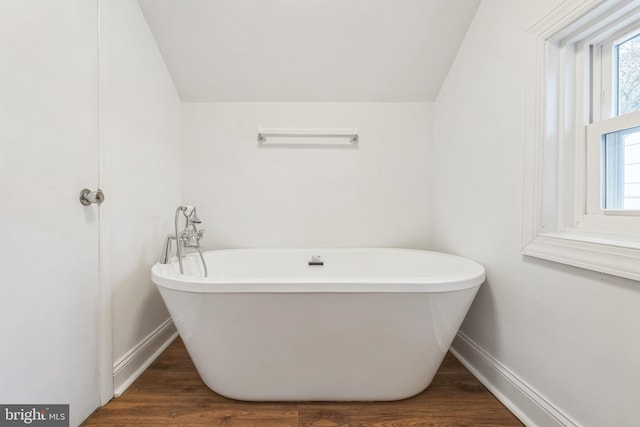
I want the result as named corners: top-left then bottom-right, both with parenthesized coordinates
top-left (182, 103), bottom-right (432, 249)
top-left (99, 0), bottom-right (181, 393)
top-left (433, 1), bottom-right (640, 426)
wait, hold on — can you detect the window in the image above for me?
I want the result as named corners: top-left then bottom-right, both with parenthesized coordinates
top-left (601, 33), bottom-right (640, 209)
top-left (602, 125), bottom-right (640, 210)
top-left (589, 28), bottom-right (640, 213)
top-left (523, 0), bottom-right (640, 281)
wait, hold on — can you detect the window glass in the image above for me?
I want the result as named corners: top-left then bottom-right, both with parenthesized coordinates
top-left (603, 125), bottom-right (640, 209)
top-left (617, 33), bottom-right (640, 116)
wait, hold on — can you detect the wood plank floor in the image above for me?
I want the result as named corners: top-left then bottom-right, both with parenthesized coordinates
top-left (82, 338), bottom-right (523, 426)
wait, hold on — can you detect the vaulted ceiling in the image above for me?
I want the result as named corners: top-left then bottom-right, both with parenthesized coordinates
top-left (137, 0), bottom-right (480, 102)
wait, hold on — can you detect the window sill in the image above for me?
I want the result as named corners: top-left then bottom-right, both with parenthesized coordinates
top-left (522, 231), bottom-right (640, 281)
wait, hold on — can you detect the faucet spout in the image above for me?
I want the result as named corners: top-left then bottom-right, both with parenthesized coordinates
top-left (159, 234), bottom-right (176, 264)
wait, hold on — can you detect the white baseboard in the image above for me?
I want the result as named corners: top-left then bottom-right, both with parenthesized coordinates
top-left (112, 318), bottom-right (178, 397)
top-left (450, 332), bottom-right (580, 427)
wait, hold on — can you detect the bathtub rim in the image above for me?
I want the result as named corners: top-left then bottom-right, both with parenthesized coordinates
top-left (151, 248), bottom-right (485, 294)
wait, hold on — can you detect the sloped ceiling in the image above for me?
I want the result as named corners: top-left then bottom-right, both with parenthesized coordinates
top-left (137, 0), bottom-right (480, 102)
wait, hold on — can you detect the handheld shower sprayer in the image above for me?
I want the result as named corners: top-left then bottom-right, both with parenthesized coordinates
top-left (180, 205), bottom-right (201, 223)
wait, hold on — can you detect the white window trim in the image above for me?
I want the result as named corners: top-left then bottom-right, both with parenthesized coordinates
top-left (522, 0), bottom-right (640, 281)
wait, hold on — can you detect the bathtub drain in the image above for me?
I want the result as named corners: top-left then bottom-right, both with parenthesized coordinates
top-left (308, 255), bottom-right (324, 267)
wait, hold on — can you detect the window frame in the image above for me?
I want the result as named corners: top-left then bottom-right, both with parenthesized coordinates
top-left (523, 0), bottom-right (640, 281)
top-left (586, 112), bottom-right (640, 215)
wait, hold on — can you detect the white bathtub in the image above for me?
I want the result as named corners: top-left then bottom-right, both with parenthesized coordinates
top-left (151, 248), bottom-right (484, 401)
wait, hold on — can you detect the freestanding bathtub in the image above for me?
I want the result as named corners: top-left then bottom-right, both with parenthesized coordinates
top-left (151, 248), bottom-right (484, 401)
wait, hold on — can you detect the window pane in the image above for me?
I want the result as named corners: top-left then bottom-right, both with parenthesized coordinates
top-left (603, 125), bottom-right (640, 209)
top-left (616, 33), bottom-right (640, 116)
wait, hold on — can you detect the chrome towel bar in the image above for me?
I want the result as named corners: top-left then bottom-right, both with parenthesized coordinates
top-left (257, 129), bottom-right (359, 145)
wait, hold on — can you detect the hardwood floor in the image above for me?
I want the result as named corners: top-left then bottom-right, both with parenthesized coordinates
top-left (82, 338), bottom-right (523, 426)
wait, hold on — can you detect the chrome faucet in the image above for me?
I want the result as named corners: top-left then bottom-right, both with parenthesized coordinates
top-left (159, 205), bottom-right (208, 277)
